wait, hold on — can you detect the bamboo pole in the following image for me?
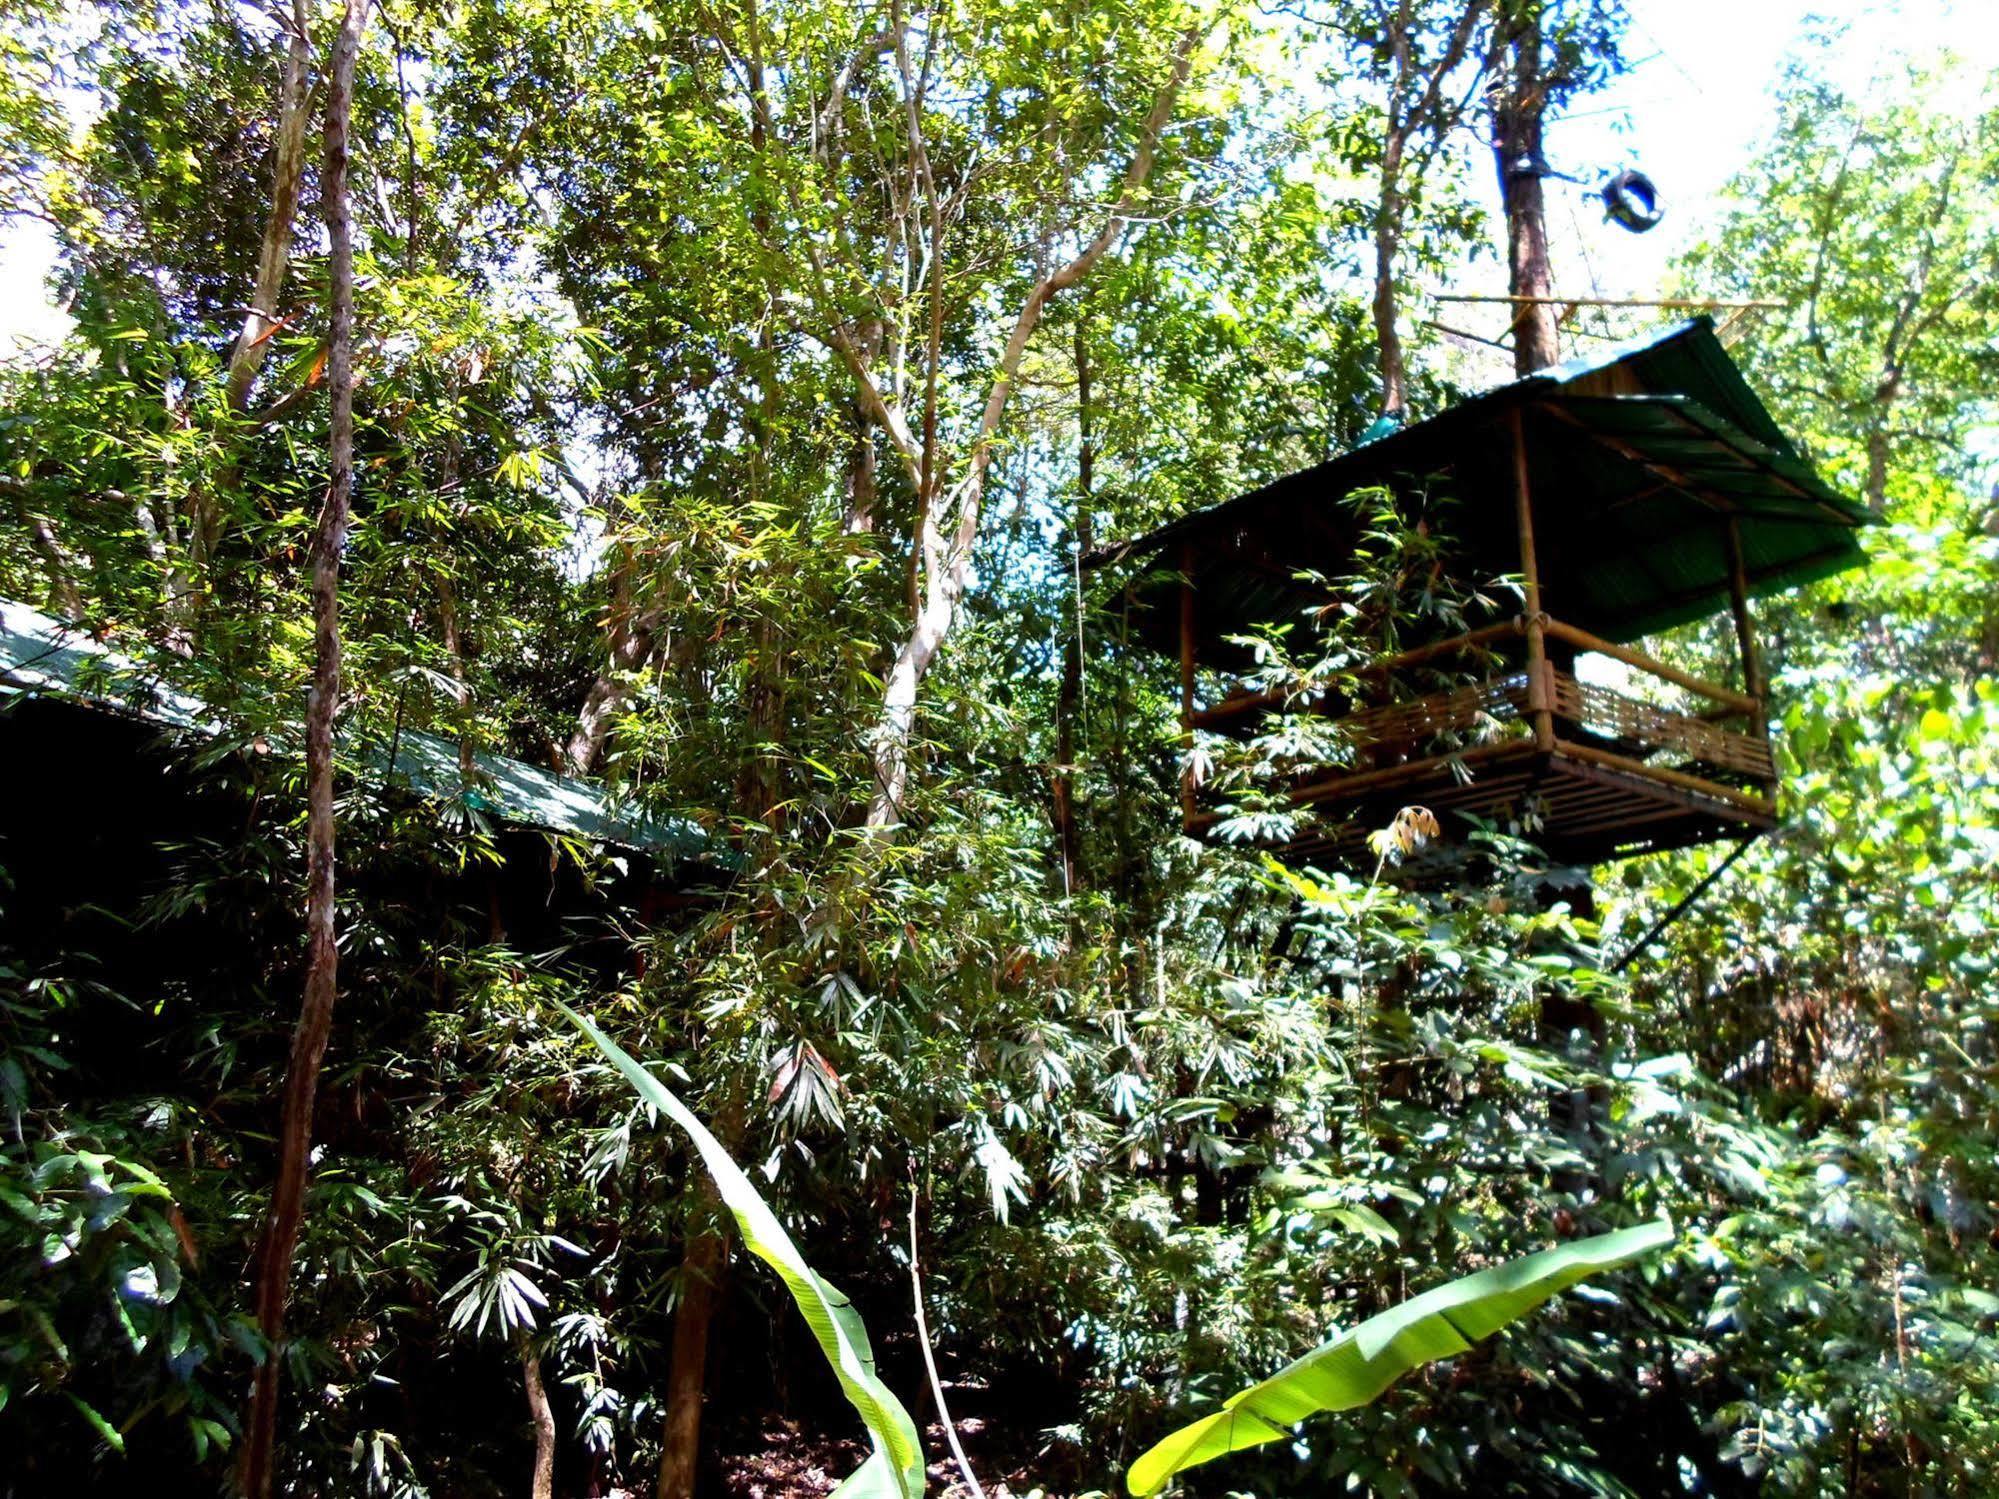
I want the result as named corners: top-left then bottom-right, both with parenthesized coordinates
top-left (1511, 409), bottom-right (1554, 751)
top-left (1722, 516), bottom-right (1767, 737)
top-left (1539, 618), bottom-right (1759, 715)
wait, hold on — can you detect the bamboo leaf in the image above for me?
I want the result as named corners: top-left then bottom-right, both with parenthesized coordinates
top-left (557, 1001), bottom-right (926, 1499)
top-left (1126, 1220), bottom-right (1675, 1496)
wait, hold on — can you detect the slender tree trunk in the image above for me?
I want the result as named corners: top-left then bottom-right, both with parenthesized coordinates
top-left (1372, 0), bottom-right (1415, 417)
top-left (521, 1338), bottom-right (557, 1499)
top-left (1863, 427), bottom-right (1892, 516)
top-left (861, 25), bottom-right (1202, 829)
top-left (171, 0), bottom-right (313, 637)
top-left (1491, 17), bottom-right (1559, 376)
top-left (1370, 0), bottom-right (1492, 414)
top-left (866, 488), bottom-right (967, 826)
top-left (238, 4), bottom-right (367, 1491)
top-left (435, 408), bottom-right (475, 783)
top-left (1372, 132), bottom-right (1409, 416)
top-left (437, 570), bottom-right (475, 782)
top-left (656, 1204), bottom-right (728, 1499)
top-left (1863, 372), bottom-right (1901, 515)
top-left (225, 0), bottom-right (314, 417)
top-left (1051, 321), bottom-right (1093, 894)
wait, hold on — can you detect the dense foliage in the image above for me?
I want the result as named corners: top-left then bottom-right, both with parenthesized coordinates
top-left (1, 2), bottom-right (1994, 1496)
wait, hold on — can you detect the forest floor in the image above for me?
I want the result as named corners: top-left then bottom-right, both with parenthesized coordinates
top-left (713, 1406), bottom-right (1065, 1497)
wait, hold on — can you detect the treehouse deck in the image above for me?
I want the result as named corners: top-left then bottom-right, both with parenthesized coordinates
top-left (1184, 616), bottom-right (1777, 873)
top-left (1091, 318), bottom-right (1870, 876)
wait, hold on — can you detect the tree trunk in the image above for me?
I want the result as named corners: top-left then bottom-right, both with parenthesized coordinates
top-left (522, 1339), bottom-right (558, 1499)
top-left (866, 491), bottom-right (968, 826)
top-left (238, 3), bottom-right (367, 1491)
top-left (656, 1205), bottom-right (728, 1499)
top-left (1863, 369), bottom-right (1901, 515)
top-left (1491, 18), bottom-right (1559, 376)
top-left (861, 25), bottom-right (1202, 829)
top-left (566, 556), bottom-right (660, 777)
top-left (1863, 426), bottom-right (1892, 516)
top-left (171, 0), bottom-right (313, 637)
top-left (224, 0), bottom-right (314, 417)
top-left (437, 570), bottom-right (476, 783)
top-left (1051, 321), bottom-right (1093, 894)
top-left (7, 481), bottom-right (85, 619)
top-left (435, 409), bottom-right (475, 784)
top-left (842, 319), bottom-right (883, 535)
top-left (1372, 132), bottom-right (1409, 416)
top-left (1372, 0), bottom-right (1415, 418)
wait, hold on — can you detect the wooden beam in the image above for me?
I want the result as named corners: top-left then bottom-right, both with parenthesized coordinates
top-left (1552, 740), bottom-right (1774, 817)
top-left (1539, 400), bottom-right (1731, 516)
top-left (1287, 739), bottom-right (1537, 812)
top-left (1184, 739), bottom-right (1539, 830)
top-left (1431, 294), bottom-right (1787, 311)
top-left (1646, 400), bottom-right (1858, 524)
top-left (1552, 396), bottom-right (1860, 528)
top-left (1574, 537), bottom-right (1864, 644)
top-left (1420, 317), bottom-right (1514, 353)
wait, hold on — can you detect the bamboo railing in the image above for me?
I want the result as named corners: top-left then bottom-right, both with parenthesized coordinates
top-left (1180, 612), bottom-right (1777, 834)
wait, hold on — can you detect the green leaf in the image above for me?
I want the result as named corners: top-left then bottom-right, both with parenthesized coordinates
top-left (557, 1001), bottom-right (925, 1499)
top-left (1125, 1220), bottom-right (1675, 1496)
top-left (1328, 1204), bottom-right (1399, 1247)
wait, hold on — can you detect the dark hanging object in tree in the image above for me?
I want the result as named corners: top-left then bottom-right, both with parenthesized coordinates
top-left (1602, 169), bottom-right (1664, 233)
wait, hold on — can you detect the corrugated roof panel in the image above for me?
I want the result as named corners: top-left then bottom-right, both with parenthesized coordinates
top-left (0, 600), bottom-right (708, 861)
top-left (1101, 319), bottom-right (1870, 653)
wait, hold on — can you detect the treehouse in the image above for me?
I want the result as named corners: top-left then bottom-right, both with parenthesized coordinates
top-left (1095, 319), bottom-right (1871, 874)
top-left (0, 598), bottom-right (720, 971)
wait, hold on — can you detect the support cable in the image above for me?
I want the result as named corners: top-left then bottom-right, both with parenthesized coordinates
top-left (1609, 832), bottom-right (1762, 973)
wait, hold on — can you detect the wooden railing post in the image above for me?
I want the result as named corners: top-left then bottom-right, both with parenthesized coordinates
top-left (1511, 409), bottom-right (1554, 752)
top-left (1178, 543), bottom-right (1198, 826)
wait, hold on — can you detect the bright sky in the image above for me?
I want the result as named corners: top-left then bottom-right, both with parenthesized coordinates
top-left (2, 0), bottom-right (1994, 357)
top-left (1534, 0), bottom-right (1995, 288)
top-left (1422, 0), bottom-right (1999, 377)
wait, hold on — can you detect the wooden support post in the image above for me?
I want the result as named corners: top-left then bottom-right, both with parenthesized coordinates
top-left (1512, 409), bottom-right (1554, 752)
top-left (1722, 517), bottom-right (1765, 724)
top-left (1723, 516), bottom-right (1773, 807)
top-left (1178, 544), bottom-right (1198, 826)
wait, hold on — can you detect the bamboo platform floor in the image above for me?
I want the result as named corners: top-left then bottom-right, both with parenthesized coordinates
top-left (1215, 739), bottom-right (1775, 878)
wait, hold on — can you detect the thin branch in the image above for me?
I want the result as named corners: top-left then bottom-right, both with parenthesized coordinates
top-left (908, 1171), bottom-right (987, 1499)
top-left (951, 22), bottom-right (1204, 511)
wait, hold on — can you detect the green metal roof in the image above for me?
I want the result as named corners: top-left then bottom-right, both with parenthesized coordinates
top-left (0, 599), bottom-right (709, 862)
top-left (1098, 319), bottom-right (1871, 661)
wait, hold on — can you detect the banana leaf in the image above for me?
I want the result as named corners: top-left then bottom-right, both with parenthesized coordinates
top-left (1126, 1219), bottom-right (1675, 1496)
top-left (558, 1002), bottom-right (927, 1499)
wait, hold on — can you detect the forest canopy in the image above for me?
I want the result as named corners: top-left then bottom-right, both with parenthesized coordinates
top-left (1, 1), bottom-right (1996, 1496)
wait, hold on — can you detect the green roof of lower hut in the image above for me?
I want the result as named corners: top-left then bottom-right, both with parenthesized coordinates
top-left (0, 599), bottom-right (709, 863)
top-left (1094, 318), bottom-right (1872, 663)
